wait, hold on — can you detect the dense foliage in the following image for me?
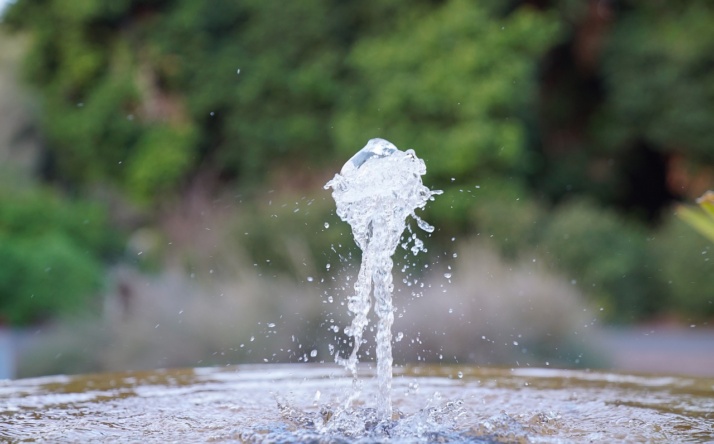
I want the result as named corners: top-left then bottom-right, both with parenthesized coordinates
top-left (600, 0), bottom-right (714, 163)
top-left (332, 0), bottom-right (560, 184)
top-left (3, 0), bottom-right (558, 200)
top-left (2, 0), bottom-right (714, 324)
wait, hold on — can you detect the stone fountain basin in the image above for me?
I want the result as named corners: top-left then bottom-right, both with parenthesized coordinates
top-left (1, 364), bottom-right (712, 442)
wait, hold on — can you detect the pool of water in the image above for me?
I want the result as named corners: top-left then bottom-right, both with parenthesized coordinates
top-left (1, 364), bottom-right (712, 442)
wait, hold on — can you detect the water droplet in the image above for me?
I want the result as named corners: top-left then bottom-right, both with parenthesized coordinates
top-left (307, 276), bottom-right (314, 282)
top-left (444, 273), bottom-right (452, 279)
top-left (236, 68), bottom-right (241, 74)
top-left (513, 341), bottom-right (519, 346)
top-left (457, 371), bottom-right (463, 379)
top-left (324, 222), bottom-right (330, 229)
top-left (267, 323), bottom-right (276, 328)
top-left (310, 349), bottom-right (318, 357)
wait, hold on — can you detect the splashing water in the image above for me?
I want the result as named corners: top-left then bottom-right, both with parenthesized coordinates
top-left (324, 138), bottom-right (441, 421)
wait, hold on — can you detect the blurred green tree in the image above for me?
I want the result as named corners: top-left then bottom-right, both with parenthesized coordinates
top-left (4, 0), bottom-right (347, 201)
top-left (598, 0), bottom-right (714, 164)
top-left (333, 0), bottom-right (561, 186)
top-left (4, 0), bottom-right (559, 202)
top-left (527, 0), bottom-right (714, 221)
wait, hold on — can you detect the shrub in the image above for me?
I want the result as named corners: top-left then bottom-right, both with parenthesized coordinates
top-left (0, 188), bottom-right (117, 325)
top-left (655, 214), bottom-right (714, 319)
top-left (469, 184), bottom-right (546, 260)
top-left (0, 233), bottom-right (102, 325)
top-left (537, 200), bottom-right (665, 322)
top-left (471, 195), bottom-right (668, 323)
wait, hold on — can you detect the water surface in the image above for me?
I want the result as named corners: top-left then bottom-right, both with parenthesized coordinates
top-left (2, 364), bottom-right (712, 442)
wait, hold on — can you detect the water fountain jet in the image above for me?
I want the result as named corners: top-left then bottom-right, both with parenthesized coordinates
top-left (325, 138), bottom-right (441, 421)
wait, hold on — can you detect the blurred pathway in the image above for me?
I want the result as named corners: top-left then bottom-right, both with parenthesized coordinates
top-left (593, 326), bottom-right (714, 377)
top-left (0, 328), bottom-right (15, 379)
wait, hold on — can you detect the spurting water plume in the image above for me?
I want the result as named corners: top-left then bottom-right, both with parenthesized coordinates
top-left (325, 138), bottom-right (441, 421)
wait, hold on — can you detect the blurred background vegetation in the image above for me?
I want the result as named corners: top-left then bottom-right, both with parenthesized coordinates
top-left (0, 0), bottom-right (712, 377)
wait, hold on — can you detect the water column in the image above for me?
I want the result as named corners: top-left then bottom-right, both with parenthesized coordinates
top-left (325, 138), bottom-right (439, 421)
